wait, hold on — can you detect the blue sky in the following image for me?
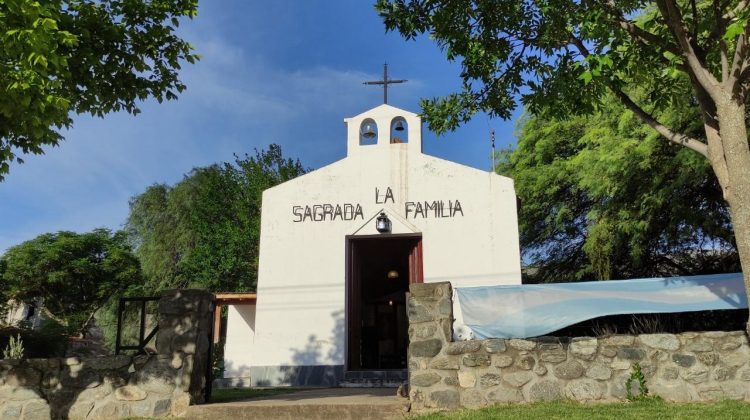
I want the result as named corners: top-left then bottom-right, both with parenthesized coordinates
top-left (0, 1), bottom-right (521, 253)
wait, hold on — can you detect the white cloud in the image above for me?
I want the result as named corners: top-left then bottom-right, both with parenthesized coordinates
top-left (180, 32), bottom-right (424, 121)
top-left (0, 25), bottom-right (424, 253)
top-left (0, 3), bottom-right (474, 254)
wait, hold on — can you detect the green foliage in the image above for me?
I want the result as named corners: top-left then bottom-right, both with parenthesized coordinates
top-left (126, 144), bottom-right (307, 293)
top-left (501, 94), bottom-right (737, 282)
top-left (626, 362), bottom-right (650, 401)
top-left (0, 0), bottom-right (199, 180)
top-left (0, 322), bottom-right (67, 358)
top-left (94, 296), bottom-right (158, 352)
top-left (415, 399), bottom-right (750, 419)
top-left (2, 333), bottom-right (24, 359)
top-left (375, 1), bottom-right (736, 134)
top-left (212, 338), bottom-right (225, 380)
top-left (0, 229), bottom-right (144, 336)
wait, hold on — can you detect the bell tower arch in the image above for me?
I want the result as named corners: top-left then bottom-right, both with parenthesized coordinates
top-left (344, 104), bottom-right (422, 156)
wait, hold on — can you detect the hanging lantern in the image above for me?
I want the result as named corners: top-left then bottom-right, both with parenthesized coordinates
top-left (375, 212), bottom-right (391, 233)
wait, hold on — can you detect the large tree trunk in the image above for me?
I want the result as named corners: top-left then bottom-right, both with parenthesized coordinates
top-left (712, 98), bottom-right (750, 336)
top-left (728, 201), bottom-right (750, 336)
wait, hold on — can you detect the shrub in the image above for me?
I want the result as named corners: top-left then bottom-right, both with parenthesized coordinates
top-left (0, 321), bottom-right (68, 358)
top-left (626, 363), bottom-right (650, 401)
top-left (2, 334), bottom-right (24, 359)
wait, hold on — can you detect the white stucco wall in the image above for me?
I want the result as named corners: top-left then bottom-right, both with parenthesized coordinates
top-left (223, 303), bottom-right (256, 380)
top-left (3, 299), bottom-right (44, 330)
top-left (230, 104), bottom-right (521, 379)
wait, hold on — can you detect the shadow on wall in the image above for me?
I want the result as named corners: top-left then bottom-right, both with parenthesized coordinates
top-left (0, 289), bottom-right (214, 419)
top-left (0, 352), bottom-right (194, 419)
top-left (254, 309), bottom-right (344, 387)
top-left (290, 309), bottom-right (345, 365)
top-left (215, 359), bottom-right (251, 389)
top-left (662, 274), bottom-right (747, 308)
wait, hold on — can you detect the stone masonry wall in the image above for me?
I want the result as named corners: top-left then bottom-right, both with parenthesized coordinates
top-left (0, 289), bottom-right (214, 420)
top-left (408, 282), bottom-right (750, 411)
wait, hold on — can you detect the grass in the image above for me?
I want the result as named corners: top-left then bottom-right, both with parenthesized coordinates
top-left (416, 399), bottom-right (750, 420)
top-left (209, 387), bottom-right (302, 403)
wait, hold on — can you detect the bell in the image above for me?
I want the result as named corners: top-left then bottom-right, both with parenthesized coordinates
top-left (394, 120), bottom-right (405, 131)
top-left (361, 122), bottom-right (376, 139)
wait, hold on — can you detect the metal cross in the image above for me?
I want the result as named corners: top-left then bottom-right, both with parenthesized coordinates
top-left (363, 63), bottom-right (407, 104)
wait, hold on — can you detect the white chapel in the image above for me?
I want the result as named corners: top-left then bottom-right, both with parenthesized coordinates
top-left (222, 103), bottom-right (522, 386)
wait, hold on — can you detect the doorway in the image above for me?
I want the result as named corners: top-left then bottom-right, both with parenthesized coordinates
top-left (346, 234), bottom-right (423, 371)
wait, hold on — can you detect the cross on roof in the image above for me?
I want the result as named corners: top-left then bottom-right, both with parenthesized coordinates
top-left (363, 63), bottom-right (407, 104)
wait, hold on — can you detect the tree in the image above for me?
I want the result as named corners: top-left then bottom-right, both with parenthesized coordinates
top-left (0, 0), bottom-right (198, 180)
top-left (377, 0), bottom-right (750, 332)
top-left (500, 93), bottom-right (738, 283)
top-left (126, 144), bottom-right (307, 292)
top-left (0, 229), bottom-right (143, 336)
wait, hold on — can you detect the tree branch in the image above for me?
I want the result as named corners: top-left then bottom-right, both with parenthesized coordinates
top-left (603, 0), bottom-right (682, 56)
top-left (40, 307), bottom-right (67, 328)
top-left (79, 307), bottom-right (101, 338)
top-left (705, 1), bottom-right (748, 49)
top-left (729, 21), bottom-right (750, 94)
top-left (611, 88), bottom-right (709, 157)
top-left (689, 71), bottom-right (720, 127)
top-left (723, 0), bottom-right (749, 21)
top-left (569, 35), bottom-right (709, 157)
top-left (656, 0), bottom-right (721, 95)
top-left (618, 20), bottom-right (682, 56)
top-left (716, 0), bottom-right (730, 81)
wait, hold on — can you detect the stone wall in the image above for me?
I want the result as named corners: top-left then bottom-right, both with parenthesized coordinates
top-left (408, 282), bottom-right (750, 411)
top-left (0, 289), bottom-right (214, 419)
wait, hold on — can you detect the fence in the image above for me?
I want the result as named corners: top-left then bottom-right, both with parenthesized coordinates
top-left (114, 296), bottom-right (159, 355)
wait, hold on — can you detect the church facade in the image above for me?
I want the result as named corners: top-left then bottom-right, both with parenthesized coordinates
top-left (223, 104), bottom-right (522, 386)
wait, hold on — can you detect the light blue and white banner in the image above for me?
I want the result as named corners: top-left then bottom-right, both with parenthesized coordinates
top-left (456, 273), bottom-right (747, 339)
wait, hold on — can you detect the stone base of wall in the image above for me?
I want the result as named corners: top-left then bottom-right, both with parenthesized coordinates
top-left (249, 365), bottom-right (343, 387)
top-left (408, 282), bottom-right (750, 412)
top-left (0, 355), bottom-right (192, 419)
top-left (0, 289), bottom-right (214, 420)
top-left (213, 377), bottom-right (253, 389)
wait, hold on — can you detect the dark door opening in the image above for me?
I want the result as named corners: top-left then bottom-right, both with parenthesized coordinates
top-left (346, 234), bottom-right (423, 371)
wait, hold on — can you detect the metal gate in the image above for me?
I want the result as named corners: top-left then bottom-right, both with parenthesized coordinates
top-left (114, 296), bottom-right (159, 355)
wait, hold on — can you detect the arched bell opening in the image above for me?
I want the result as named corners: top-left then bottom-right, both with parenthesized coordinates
top-left (390, 117), bottom-right (408, 144)
top-left (359, 118), bottom-right (378, 145)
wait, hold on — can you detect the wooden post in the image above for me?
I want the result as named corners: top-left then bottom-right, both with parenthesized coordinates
top-left (213, 304), bottom-right (222, 344)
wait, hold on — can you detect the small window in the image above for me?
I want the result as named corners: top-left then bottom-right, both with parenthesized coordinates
top-left (390, 117), bottom-right (408, 144)
top-left (360, 118), bottom-right (378, 145)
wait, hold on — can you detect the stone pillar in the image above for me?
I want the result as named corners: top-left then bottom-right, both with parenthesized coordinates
top-left (407, 282), bottom-right (455, 411)
top-left (156, 289), bottom-right (215, 404)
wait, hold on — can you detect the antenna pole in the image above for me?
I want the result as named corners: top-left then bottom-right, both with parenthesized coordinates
top-left (490, 129), bottom-right (496, 173)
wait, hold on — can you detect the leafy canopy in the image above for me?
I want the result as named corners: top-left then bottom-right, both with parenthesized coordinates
top-left (500, 93), bottom-right (737, 282)
top-left (126, 144), bottom-right (307, 293)
top-left (0, 229), bottom-right (144, 335)
top-left (375, 1), bottom-right (744, 151)
top-left (0, 0), bottom-right (198, 179)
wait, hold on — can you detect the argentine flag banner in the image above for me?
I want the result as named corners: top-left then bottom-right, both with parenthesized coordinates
top-left (456, 273), bottom-right (747, 339)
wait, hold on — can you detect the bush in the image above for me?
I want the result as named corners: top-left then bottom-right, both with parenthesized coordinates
top-left (212, 338), bottom-right (226, 380)
top-left (2, 334), bottom-right (24, 359)
top-left (0, 321), bottom-right (68, 358)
